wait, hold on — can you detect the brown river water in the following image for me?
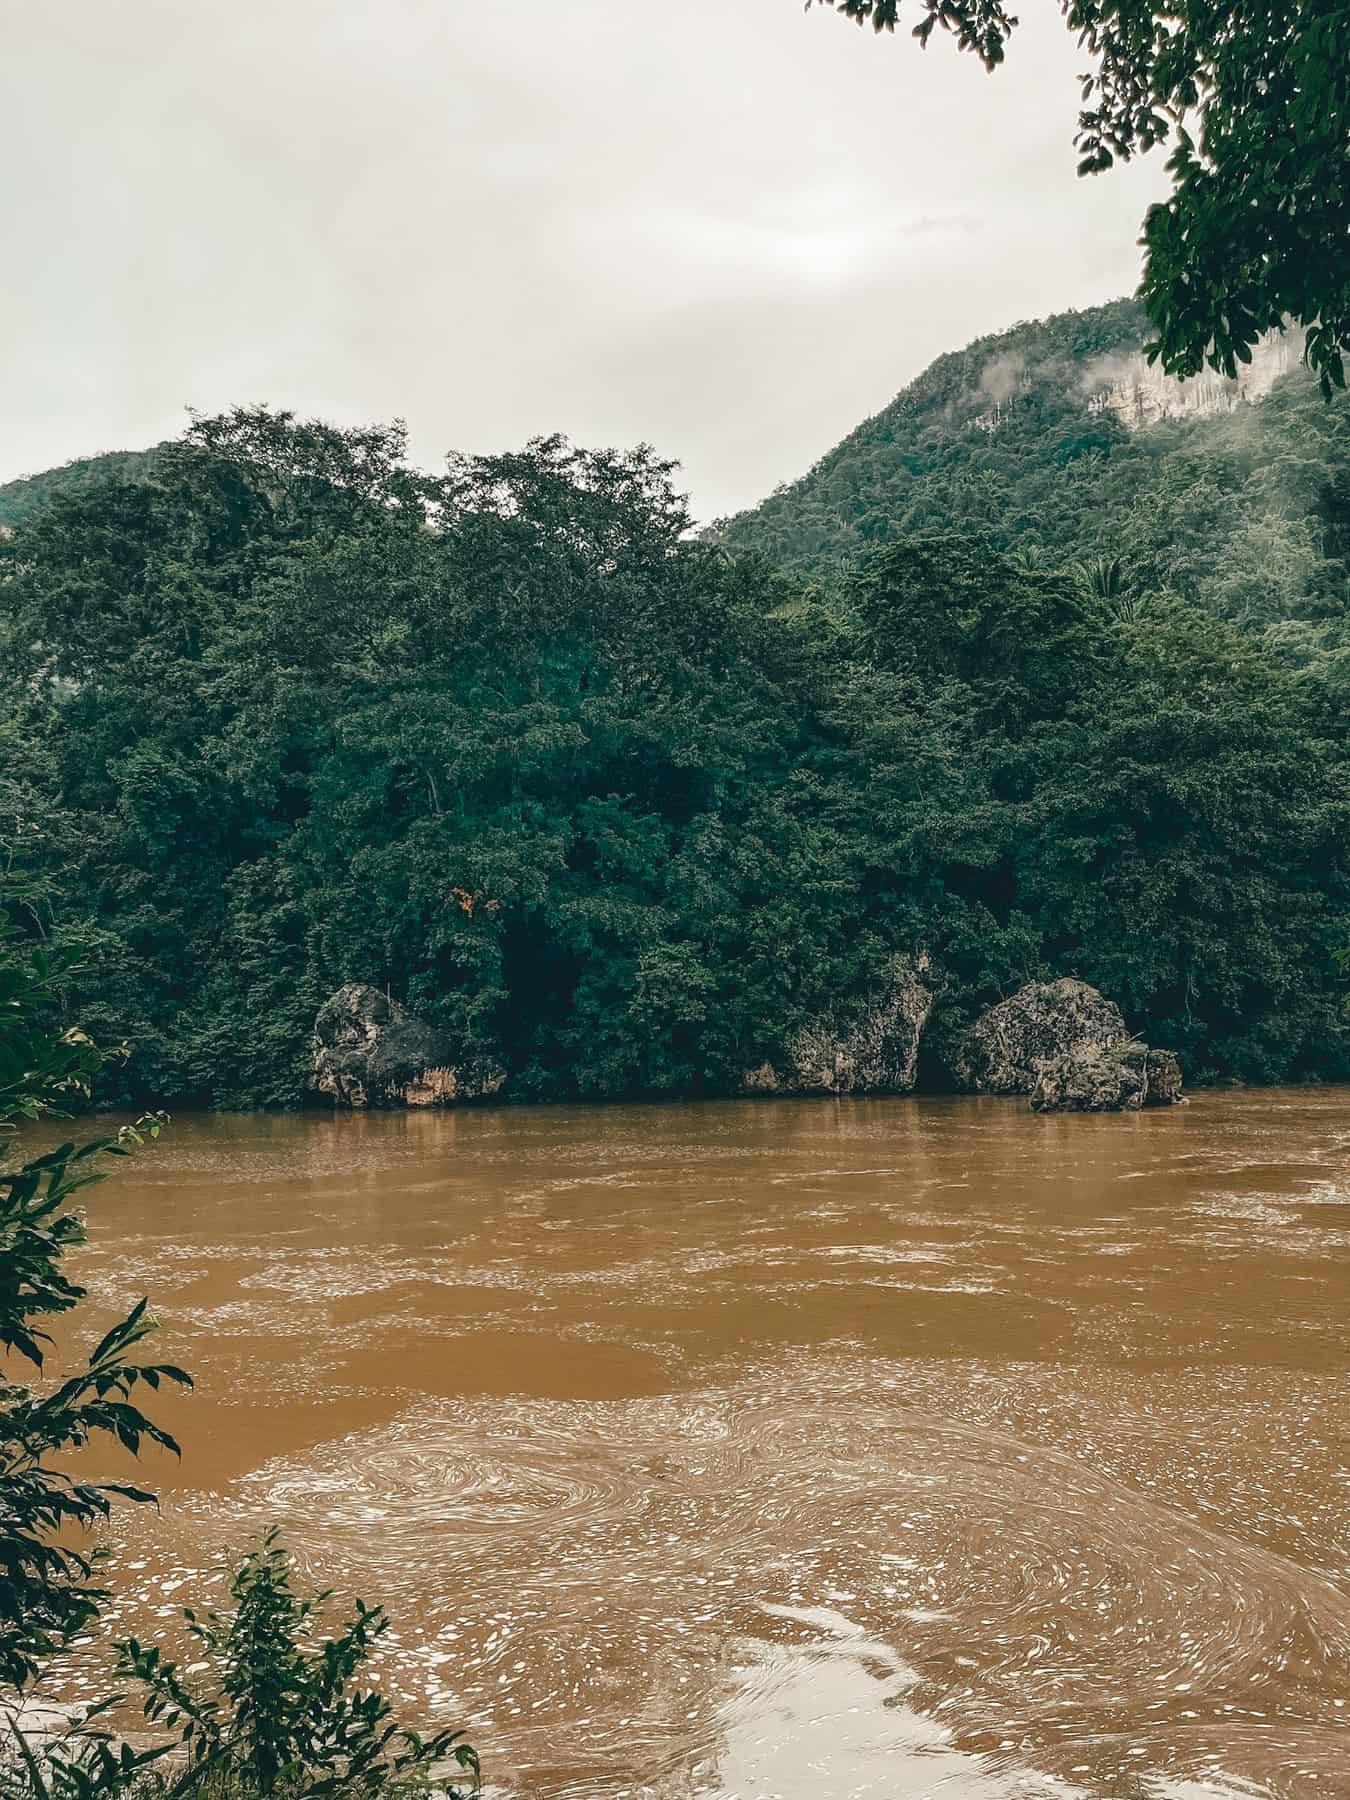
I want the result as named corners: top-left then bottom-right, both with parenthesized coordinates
top-left (46, 1090), bottom-right (1350, 1798)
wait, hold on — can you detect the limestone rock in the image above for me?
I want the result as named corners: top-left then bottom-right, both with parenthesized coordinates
top-left (1084, 329), bottom-right (1299, 432)
top-left (953, 978), bottom-right (1128, 1097)
top-left (1141, 1047), bottom-right (1184, 1107)
top-left (309, 984), bottom-right (505, 1109)
top-left (955, 976), bottom-right (1187, 1113)
top-left (742, 954), bottom-right (934, 1097)
top-left (1030, 1042), bottom-right (1186, 1114)
top-left (1029, 1042), bottom-right (1146, 1112)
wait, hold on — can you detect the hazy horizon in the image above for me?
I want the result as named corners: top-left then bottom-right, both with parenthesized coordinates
top-left (2, 0), bottom-right (1170, 523)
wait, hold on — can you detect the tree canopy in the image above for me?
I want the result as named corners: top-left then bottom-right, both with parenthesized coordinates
top-left (812, 0), bottom-right (1350, 393)
top-left (3, 395), bottom-right (1347, 1105)
top-left (717, 296), bottom-right (1350, 644)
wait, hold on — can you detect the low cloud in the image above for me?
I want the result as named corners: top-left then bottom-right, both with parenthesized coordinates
top-left (978, 351), bottom-right (1027, 406)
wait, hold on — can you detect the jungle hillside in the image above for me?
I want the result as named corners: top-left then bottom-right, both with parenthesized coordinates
top-left (3, 299), bottom-right (1348, 1108)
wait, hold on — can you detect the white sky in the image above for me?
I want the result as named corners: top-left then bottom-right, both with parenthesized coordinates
top-left (0, 0), bottom-right (1169, 523)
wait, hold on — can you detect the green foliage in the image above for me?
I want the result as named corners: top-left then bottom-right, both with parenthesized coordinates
top-left (0, 917), bottom-right (478, 1797)
top-left (0, 453), bottom-right (161, 534)
top-left (0, 1234), bottom-right (185, 1678)
top-left (810, 1), bottom-right (1350, 393)
top-left (0, 409), bottom-right (844, 1106)
top-left (812, 0), bottom-right (1015, 66)
top-left (0, 840), bottom-right (114, 1138)
top-left (0, 1700), bottom-right (177, 1800)
top-left (0, 918), bottom-right (184, 1693)
top-left (0, 904), bottom-right (190, 1800)
top-left (0, 939), bottom-right (104, 1134)
top-left (117, 1534), bottom-right (477, 1799)
top-left (3, 394), bottom-right (1347, 1103)
top-left (824, 536), bottom-right (1350, 1081)
top-left (716, 300), bottom-right (1350, 635)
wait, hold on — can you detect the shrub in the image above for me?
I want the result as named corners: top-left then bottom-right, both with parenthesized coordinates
top-left (118, 1535), bottom-right (478, 1799)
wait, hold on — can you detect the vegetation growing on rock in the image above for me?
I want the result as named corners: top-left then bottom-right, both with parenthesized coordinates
top-left (953, 979), bottom-right (1130, 1097)
top-left (714, 299), bottom-right (1350, 615)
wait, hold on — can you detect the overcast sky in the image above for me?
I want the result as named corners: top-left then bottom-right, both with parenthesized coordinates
top-left (1, 0), bottom-right (1170, 523)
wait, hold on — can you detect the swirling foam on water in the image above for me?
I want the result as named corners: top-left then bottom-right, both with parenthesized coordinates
top-left (74, 1359), bottom-right (1347, 1798)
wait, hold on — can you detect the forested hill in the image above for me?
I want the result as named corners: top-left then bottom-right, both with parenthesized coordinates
top-left (4, 390), bottom-right (1349, 1111)
top-left (0, 448), bottom-right (160, 530)
top-left (717, 298), bottom-right (1350, 647)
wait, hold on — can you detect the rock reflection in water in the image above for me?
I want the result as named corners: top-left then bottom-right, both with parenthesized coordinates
top-left (56, 1091), bottom-right (1350, 1798)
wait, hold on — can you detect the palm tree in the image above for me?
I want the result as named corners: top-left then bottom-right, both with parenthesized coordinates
top-left (1076, 554), bottom-right (1142, 624)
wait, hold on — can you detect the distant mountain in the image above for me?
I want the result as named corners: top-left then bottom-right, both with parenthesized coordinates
top-left (716, 297), bottom-right (1350, 638)
top-left (0, 448), bottom-right (160, 530)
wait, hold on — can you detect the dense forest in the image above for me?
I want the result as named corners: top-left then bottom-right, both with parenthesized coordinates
top-left (0, 447), bottom-right (159, 531)
top-left (717, 300), bottom-right (1350, 662)
top-left (3, 300), bottom-right (1348, 1108)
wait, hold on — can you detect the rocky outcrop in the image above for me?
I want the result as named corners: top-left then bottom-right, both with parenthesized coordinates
top-left (1139, 1046), bottom-right (1184, 1106)
top-left (953, 978), bottom-right (1126, 1096)
top-left (955, 978), bottom-right (1183, 1112)
top-left (1083, 328), bottom-right (1300, 431)
top-left (741, 954), bottom-right (934, 1097)
top-left (309, 984), bottom-right (505, 1109)
top-left (1029, 1043), bottom-right (1183, 1113)
top-left (1029, 1042), bottom-right (1139, 1112)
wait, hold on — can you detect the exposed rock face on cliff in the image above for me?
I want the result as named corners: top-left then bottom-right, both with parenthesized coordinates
top-left (742, 954), bottom-right (934, 1096)
top-left (1084, 328), bottom-right (1300, 431)
top-left (955, 978), bottom-right (1183, 1111)
top-left (1029, 1043), bottom-right (1184, 1113)
top-left (310, 984), bottom-right (505, 1109)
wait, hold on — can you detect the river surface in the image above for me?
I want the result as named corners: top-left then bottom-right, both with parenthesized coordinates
top-left (51, 1091), bottom-right (1350, 1798)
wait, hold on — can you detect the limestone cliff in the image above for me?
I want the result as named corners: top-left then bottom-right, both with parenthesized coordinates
top-left (1084, 330), bottom-right (1300, 431)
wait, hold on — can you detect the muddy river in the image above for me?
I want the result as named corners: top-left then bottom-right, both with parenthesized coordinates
top-left (52, 1090), bottom-right (1350, 1796)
